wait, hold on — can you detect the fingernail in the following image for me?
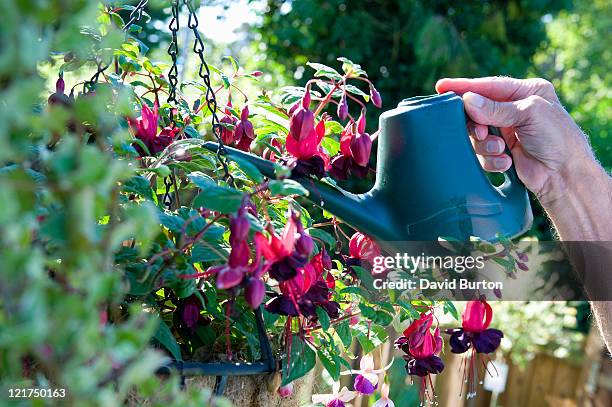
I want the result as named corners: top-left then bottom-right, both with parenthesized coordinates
top-left (486, 140), bottom-right (500, 153)
top-left (464, 92), bottom-right (485, 108)
top-left (494, 157), bottom-right (507, 169)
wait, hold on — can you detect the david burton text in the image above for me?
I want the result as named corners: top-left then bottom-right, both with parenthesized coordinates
top-left (373, 278), bottom-right (503, 291)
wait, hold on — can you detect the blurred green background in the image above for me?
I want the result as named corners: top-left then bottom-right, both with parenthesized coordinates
top-left (135, 0), bottom-right (610, 238)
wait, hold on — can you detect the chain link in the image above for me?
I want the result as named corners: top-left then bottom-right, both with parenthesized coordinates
top-left (165, 0), bottom-right (234, 186)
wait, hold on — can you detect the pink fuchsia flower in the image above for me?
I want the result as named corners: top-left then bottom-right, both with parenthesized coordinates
top-left (289, 91), bottom-right (314, 142)
top-left (349, 111), bottom-right (373, 167)
top-left (394, 311), bottom-right (444, 404)
top-left (234, 106), bottom-right (255, 151)
top-left (278, 382), bottom-right (294, 398)
top-left (337, 93), bottom-right (349, 121)
top-left (372, 383), bottom-right (395, 407)
top-left (311, 382), bottom-right (356, 407)
top-left (128, 102), bottom-right (179, 156)
top-left (444, 299), bottom-right (503, 399)
top-left (220, 107), bottom-right (238, 144)
top-left (349, 232), bottom-right (381, 264)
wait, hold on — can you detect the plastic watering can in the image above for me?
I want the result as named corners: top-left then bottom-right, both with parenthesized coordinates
top-left (203, 92), bottom-right (532, 243)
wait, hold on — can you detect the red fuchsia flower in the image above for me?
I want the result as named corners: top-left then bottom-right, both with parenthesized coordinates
top-left (234, 105), bottom-right (255, 151)
top-left (394, 311), bottom-right (444, 404)
top-left (128, 102), bottom-right (179, 156)
top-left (289, 91), bottom-right (314, 142)
top-left (287, 117), bottom-right (330, 179)
top-left (345, 232), bottom-right (382, 276)
top-left (220, 106), bottom-right (238, 144)
top-left (244, 276), bottom-right (265, 309)
top-left (445, 299), bottom-right (503, 399)
top-left (330, 120), bottom-right (370, 180)
top-left (372, 382), bottom-right (395, 407)
top-left (350, 111), bottom-right (373, 167)
top-left (312, 382), bottom-right (356, 407)
top-left (213, 208), bottom-right (252, 290)
top-left (278, 382), bottom-right (294, 398)
top-left (177, 295), bottom-right (209, 334)
top-left (48, 73), bottom-right (72, 107)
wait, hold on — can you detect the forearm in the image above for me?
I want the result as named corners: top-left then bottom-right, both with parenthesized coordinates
top-left (539, 156), bottom-right (612, 353)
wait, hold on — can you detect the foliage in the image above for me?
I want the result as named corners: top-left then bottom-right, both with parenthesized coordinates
top-left (533, 0), bottom-right (611, 170)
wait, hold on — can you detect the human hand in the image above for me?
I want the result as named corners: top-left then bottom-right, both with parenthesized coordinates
top-left (435, 77), bottom-right (595, 204)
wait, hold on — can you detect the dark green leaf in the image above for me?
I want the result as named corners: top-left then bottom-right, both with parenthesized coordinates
top-left (153, 319), bottom-right (182, 361)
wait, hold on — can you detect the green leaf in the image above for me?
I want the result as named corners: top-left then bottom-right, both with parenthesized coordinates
top-left (123, 176), bottom-right (153, 200)
top-left (320, 136), bottom-right (340, 156)
top-left (337, 57), bottom-right (367, 77)
top-left (268, 179), bottom-right (308, 196)
top-left (316, 307), bottom-right (331, 331)
top-left (231, 156), bottom-right (264, 183)
top-left (443, 301), bottom-right (460, 321)
top-left (306, 228), bottom-right (336, 248)
top-left (153, 319), bottom-right (182, 361)
top-left (352, 265), bottom-right (375, 290)
top-left (306, 62), bottom-right (343, 80)
top-left (317, 349), bottom-right (340, 381)
top-left (282, 335), bottom-right (316, 385)
top-left (223, 55), bottom-right (239, 73)
top-left (344, 84), bottom-right (370, 102)
top-left (188, 172), bottom-right (244, 214)
top-left (335, 320), bottom-right (352, 348)
top-left (191, 242), bottom-right (228, 263)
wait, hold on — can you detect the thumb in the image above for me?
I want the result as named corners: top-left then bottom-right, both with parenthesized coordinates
top-left (463, 92), bottom-right (524, 128)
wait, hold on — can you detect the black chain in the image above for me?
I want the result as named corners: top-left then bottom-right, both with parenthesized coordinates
top-left (163, 176), bottom-right (173, 209)
top-left (167, 0), bottom-right (180, 126)
top-left (123, 0), bottom-right (149, 32)
top-left (165, 0), bottom-right (234, 187)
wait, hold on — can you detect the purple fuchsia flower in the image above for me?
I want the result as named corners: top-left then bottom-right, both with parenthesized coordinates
top-left (330, 120), bottom-right (369, 180)
top-left (343, 354), bottom-right (391, 395)
top-left (311, 382), bottom-right (356, 407)
top-left (289, 91), bottom-right (315, 142)
top-left (287, 116), bottom-right (330, 179)
top-left (128, 102), bottom-right (178, 156)
top-left (394, 311), bottom-right (444, 405)
top-left (220, 106), bottom-right (238, 144)
top-left (445, 299), bottom-right (504, 399)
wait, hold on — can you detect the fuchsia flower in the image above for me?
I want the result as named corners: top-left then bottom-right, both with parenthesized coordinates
top-left (352, 354), bottom-right (379, 394)
top-left (278, 382), bottom-right (294, 398)
top-left (372, 383), bottom-right (395, 407)
top-left (220, 106), bottom-right (238, 144)
top-left (289, 92), bottom-right (314, 142)
top-left (445, 299), bottom-right (504, 399)
top-left (369, 84), bottom-right (382, 108)
top-left (394, 311), bottom-right (444, 404)
top-left (346, 232), bottom-right (382, 275)
top-left (128, 102), bottom-right (179, 156)
top-left (330, 116), bottom-right (371, 180)
top-left (312, 382), bottom-right (356, 407)
top-left (234, 105), bottom-right (255, 151)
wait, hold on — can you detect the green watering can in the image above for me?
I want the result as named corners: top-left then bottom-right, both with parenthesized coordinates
top-left (204, 92), bottom-right (532, 242)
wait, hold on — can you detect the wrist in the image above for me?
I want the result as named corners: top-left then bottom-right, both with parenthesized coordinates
top-left (537, 147), bottom-right (602, 209)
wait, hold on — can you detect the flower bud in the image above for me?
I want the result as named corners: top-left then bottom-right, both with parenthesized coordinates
top-left (357, 110), bottom-right (366, 134)
top-left (321, 248), bottom-right (332, 270)
top-left (220, 113), bottom-right (237, 144)
top-left (517, 261), bottom-right (529, 271)
top-left (278, 382), bottom-right (294, 398)
top-left (295, 233), bottom-right (314, 257)
top-left (517, 252), bottom-right (529, 262)
top-left (230, 213), bottom-right (250, 242)
top-left (229, 240), bottom-right (250, 268)
top-left (350, 132), bottom-right (372, 167)
top-left (289, 101), bottom-right (314, 142)
top-left (337, 93), bottom-right (348, 121)
top-left (56, 74), bottom-right (65, 94)
top-left (216, 266), bottom-right (244, 289)
top-left (245, 277), bottom-right (265, 309)
top-left (369, 84), bottom-right (382, 108)
top-left (235, 106), bottom-right (255, 141)
top-left (250, 70), bottom-right (263, 77)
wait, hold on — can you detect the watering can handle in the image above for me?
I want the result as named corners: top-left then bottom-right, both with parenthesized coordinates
top-left (488, 126), bottom-right (524, 193)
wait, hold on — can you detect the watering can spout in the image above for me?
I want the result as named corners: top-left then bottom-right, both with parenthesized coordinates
top-left (203, 91), bottom-right (532, 243)
top-left (202, 141), bottom-right (396, 240)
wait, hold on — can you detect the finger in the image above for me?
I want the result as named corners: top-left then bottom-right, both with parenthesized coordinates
top-left (435, 77), bottom-right (559, 103)
top-left (481, 154), bottom-right (512, 172)
top-left (473, 136), bottom-right (506, 156)
top-left (462, 92), bottom-right (525, 128)
top-left (467, 121), bottom-right (488, 141)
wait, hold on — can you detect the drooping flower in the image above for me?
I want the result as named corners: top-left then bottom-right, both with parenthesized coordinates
top-left (369, 84), bottom-right (382, 108)
top-left (311, 382), bottom-right (356, 407)
top-left (245, 277), bottom-right (265, 309)
top-left (330, 120), bottom-right (371, 179)
top-left (220, 106), bottom-right (238, 144)
top-left (287, 117), bottom-right (330, 177)
top-left (337, 93), bottom-right (349, 121)
top-left (234, 105), bottom-right (255, 151)
top-left (289, 92), bottom-right (314, 142)
top-left (372, 382), bottom-right (395, 407)
top-left (346, 232), bottom-right (382, 276)
top-left (394, 311), bottom-right (444, 405)
top-left (445, 299), bottom-right (504, 399)
top-left (128, 102), bottom-right (178, 156)
top-left (352, 354), bottom-right (379, 394)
